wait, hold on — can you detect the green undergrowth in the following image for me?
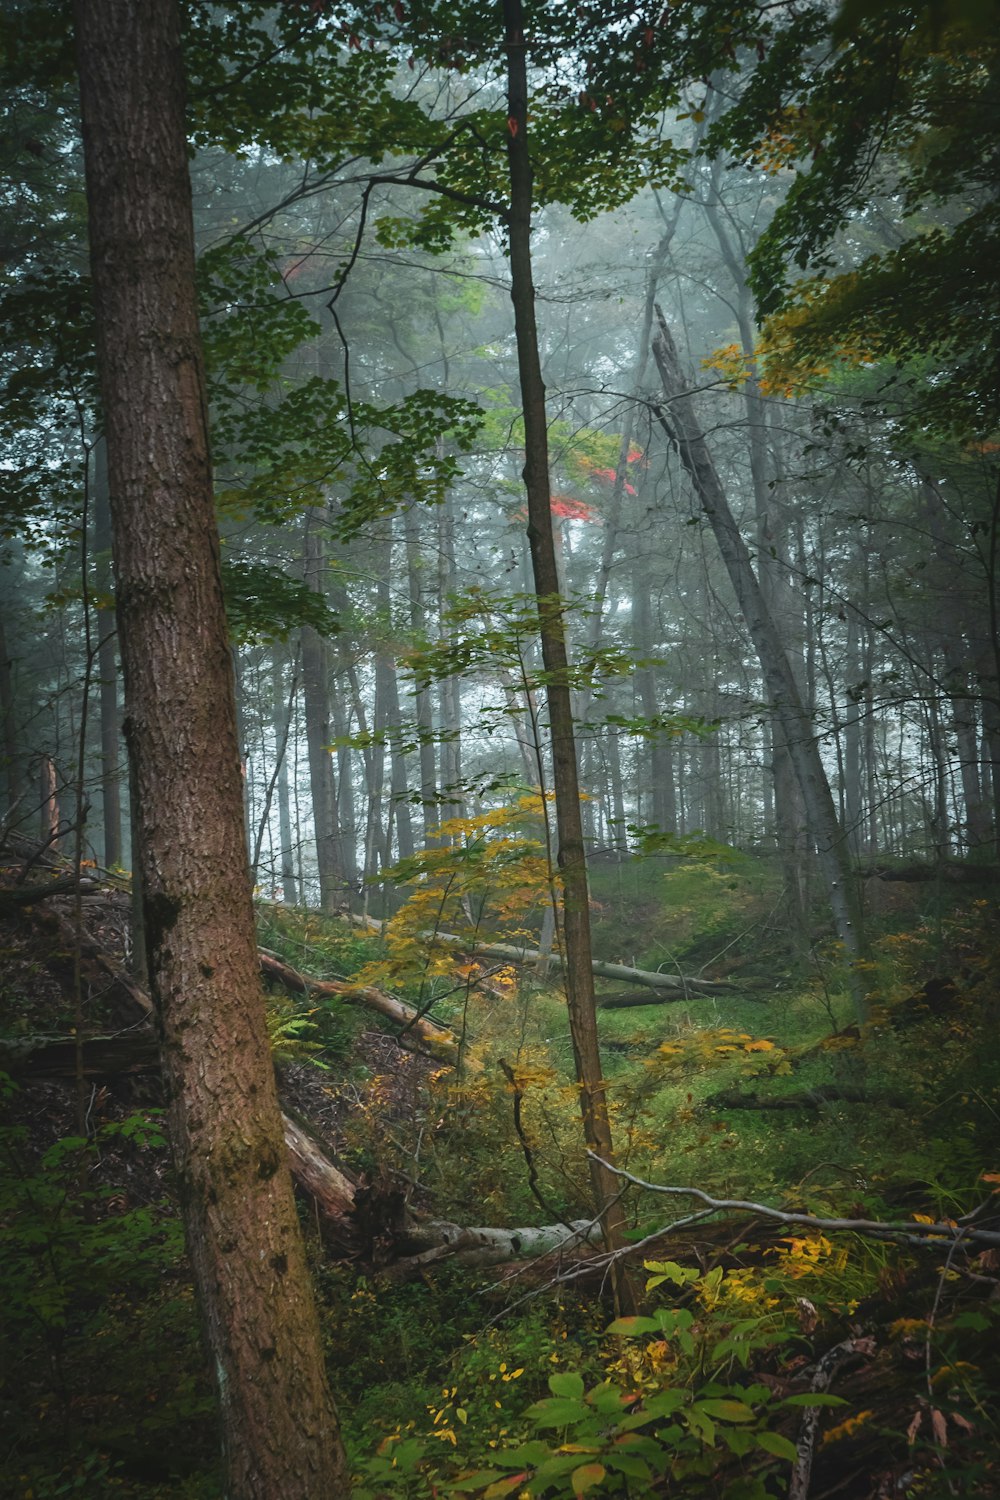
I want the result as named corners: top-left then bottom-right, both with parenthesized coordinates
top-left (1, 862), bottom-right (998, 1495)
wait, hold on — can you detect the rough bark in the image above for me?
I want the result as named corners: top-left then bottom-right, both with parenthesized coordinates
top-left (94, 444), bottom-right (123, 870)
top-left (503, 0), bottom-right (632, 1308)
top-left (72, 3), bottom-right (348, 1494)
top-left (651, 310), bottom-right (868, 1022)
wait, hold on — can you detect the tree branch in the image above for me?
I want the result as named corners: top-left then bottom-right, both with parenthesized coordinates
top-left (586, 1154), bottom-right (1000, 1249)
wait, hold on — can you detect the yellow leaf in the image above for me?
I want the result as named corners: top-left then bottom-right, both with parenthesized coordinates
top-left (823, 1409), bottom-right (874, 1445)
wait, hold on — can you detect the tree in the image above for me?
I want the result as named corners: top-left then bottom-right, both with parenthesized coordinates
top-left (71, 1), bottom-right (348, 1494)
top-left (651, 311), bottom-right (869, 1021)
top-left (502, 0), bottom-right (634, 1308)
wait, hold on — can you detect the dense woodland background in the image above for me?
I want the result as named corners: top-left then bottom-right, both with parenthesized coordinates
top-left (1, 0), bottom-right (999, 1496)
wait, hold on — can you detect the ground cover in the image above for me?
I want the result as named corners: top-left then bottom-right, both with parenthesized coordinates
top-left (1, 848), bottom-right (998, 1497)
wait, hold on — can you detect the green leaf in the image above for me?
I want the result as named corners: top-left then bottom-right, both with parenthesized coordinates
top-left (757, 1431), bottom-right (799, 1461)
top-left (781, 1393), bottom-right (848, 1408)
top-left (525, 1397), bottom-right (591, 1428)
top-left (683, 1407), bottom-right (716, 1445)
top-left (549, 1371), bottom-right (586, 1399)
top-left (695, 1398), bottom-right (756, 1423)
top-left (641, 1389), bottom-right (689, 1420)
top-left (448, 1471), bottom-right (508, 1492)
top-left (643, 1259), bottom-right (700, 1287)
top-left (586, 1381), bottom-right (626, 1416)
top-left (496, 1442), bottom-right (550, 1467)
top-left (607, 1453), bottom-right (654, 1481)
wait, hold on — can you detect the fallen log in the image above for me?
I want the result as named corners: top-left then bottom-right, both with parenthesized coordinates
top-left (598, 990), bottom-right (696, 1009)
top-left (0, 874), bottom-right (104, 917)
top-left (0, 1031), bottom-right (160, 1078)
top-left (35, 906), bottom-right (155, 1024)
top-left (258, 950), bottom-right (461, 1066)
top-left (420, 931), bottom-right (734, 995)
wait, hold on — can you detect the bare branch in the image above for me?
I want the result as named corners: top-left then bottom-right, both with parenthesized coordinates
top-left (587, 1154), bottom-right (1000, 1249)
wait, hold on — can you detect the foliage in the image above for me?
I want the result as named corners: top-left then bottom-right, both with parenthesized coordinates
top-left (735, 0), bottom-right (1000, 436)
top-left (256, 904), bottom-right (379, 1063)
top-left (347, 1254), bottom-right (844, 1498)
top-left (354, 799), bottom-right (552, 997)
top-left (221, 556), bottom-right (341, 643)
top-left (0, 1091), bottom-right (218, 1495)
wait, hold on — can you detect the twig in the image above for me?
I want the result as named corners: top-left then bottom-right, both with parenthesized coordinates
top-left (499, 1057), bottom-right (575, 1231)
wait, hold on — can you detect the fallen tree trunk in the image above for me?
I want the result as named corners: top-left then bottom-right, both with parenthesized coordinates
top-left (33, 905), bottom-right (155, 1025)
top-left (421, 931), bottom-right (734, 995)
top-left (0, 874), bottom-right (104, 917)
top-left (348, 913), bottom-right (730, 995)
top-left (258, 949), bottom-right (461, 1066)
top-left (596, 989), bottom-right (732, 1009)
top-left (0, 1031), bottom-right (160, 1077)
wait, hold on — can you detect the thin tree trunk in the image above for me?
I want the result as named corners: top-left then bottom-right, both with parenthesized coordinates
top-left (403, 504), bottom-right (439, 847)
top-left (271, 647), bottom-right (299, 905)
top-left (503, 0), bottom-right (633, 1307)
top-left (0, 601), bottom-right (22, 812)
top-left (73, 4), bottom-right (348, 1493)
top-left (301, 508), bottom-right (343, 910)
top-left (39, 754), bottom-right (60, 849)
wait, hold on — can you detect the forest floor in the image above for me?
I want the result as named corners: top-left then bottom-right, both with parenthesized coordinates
top-left (2, 847), bottom-right (1000, 1498)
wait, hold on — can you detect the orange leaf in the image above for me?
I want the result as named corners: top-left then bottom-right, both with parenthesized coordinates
top-left (572, 1464), bottom-right (606, 1497)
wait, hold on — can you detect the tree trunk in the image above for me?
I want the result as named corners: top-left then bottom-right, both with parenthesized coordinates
top-left (436, 492), bottom-right (465, 828)
top-left (0, 600), bottom-right (22, 813)
top-left (651, 310), bottom-right (868, 1021)
top-left (271, 647), bottom-right (299, 905)
top-left (72, 3), bottom-right (348, 1494)
top-left (301, 508), bottom-right (345, 910)
top-left (39, 754), bottom-right (60, 849)
top-left (503, 0), bottom-right (632, 1307)
top-left (403, 504), bottom-right (440, 847)
top-left (93, 441), bottom-right (123, 869)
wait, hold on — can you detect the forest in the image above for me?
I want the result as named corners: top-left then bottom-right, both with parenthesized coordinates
top-left (1, 0), bottom-right (999, 1495)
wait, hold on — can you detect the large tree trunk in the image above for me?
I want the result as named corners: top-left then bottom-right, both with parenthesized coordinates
top-left (72, 4), bottom-right (348, 1495)
top-left (651, 310), bottom-right (868, 1022)
top-left (503, 0), bottom-right (632, 1308)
